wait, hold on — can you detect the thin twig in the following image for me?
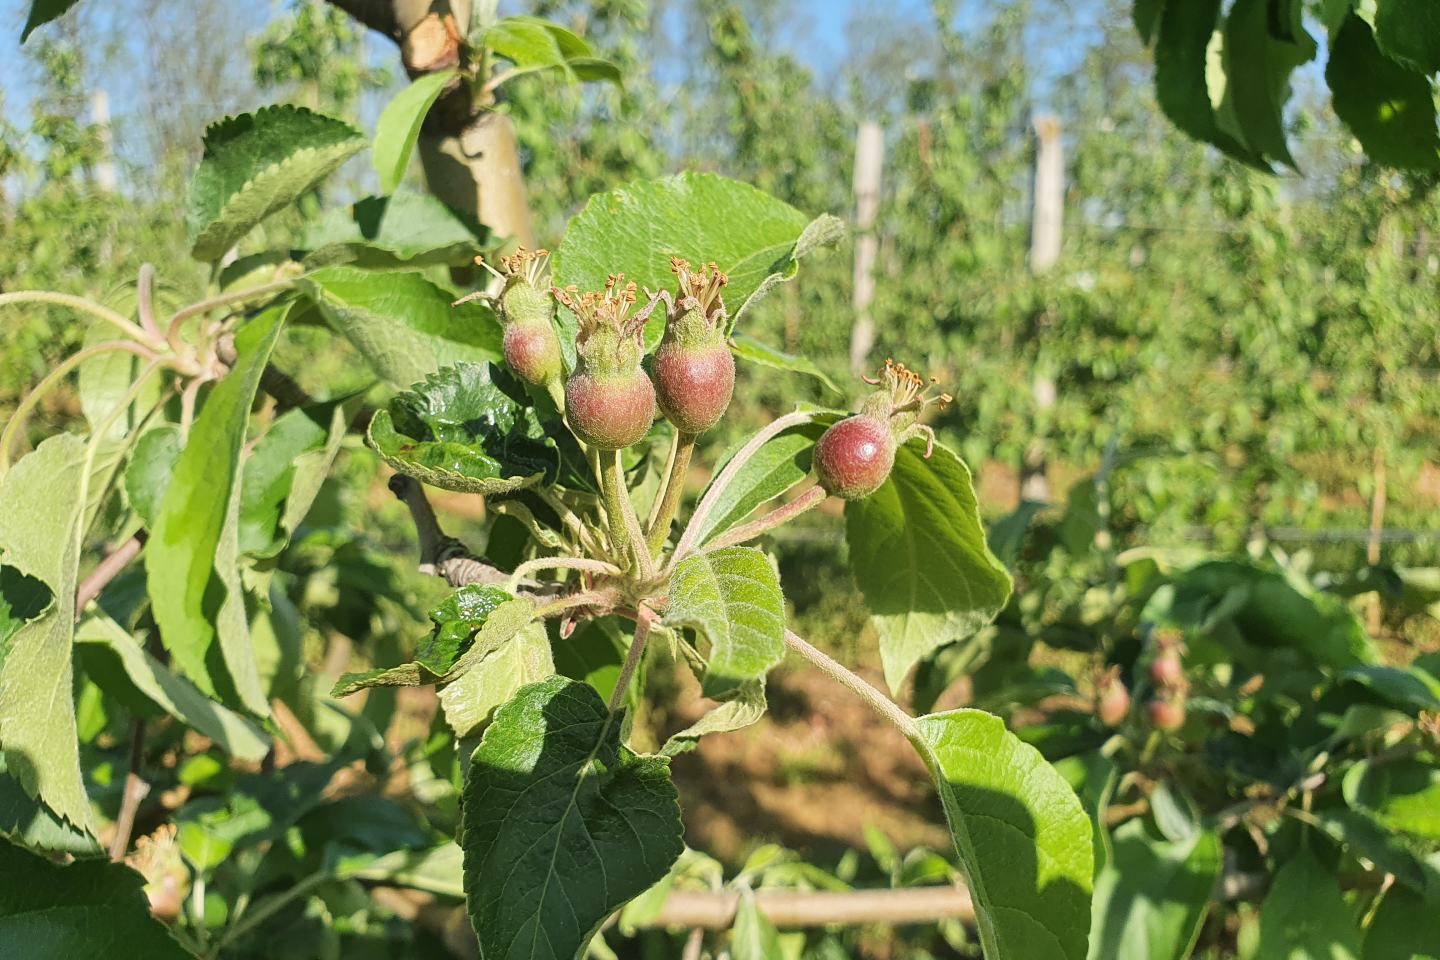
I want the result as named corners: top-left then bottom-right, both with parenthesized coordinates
top-left (608, 605), bottom-right (654, 713)
top-left (646, 431), bottom-right (696, 556)
top-left (109, 717), bottom-right (150, 861)
top-left (0, 290), bottom-right (160, 348)
top-left (704, 484), bottom-right (827, 551)
top-left (681, 927), bottom-right (705, 960)
top-left (648, 886), bottom-right (975, 930)
top-left (76, 531), bottom-right (148, 610)
top-left (671, 411), bottom-right (815, 567)
top-left (388, 476), bottom-right (508, 588)
top-left (783, 629), bottom-right (919, 740)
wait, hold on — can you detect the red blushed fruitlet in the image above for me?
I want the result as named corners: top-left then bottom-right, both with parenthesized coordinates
top-left (503, 321), bottom-right (562, 387)
top-left (813, 415), bottom-right (896, 500)
top-left (1149, 653), bottom-right (1184, 688)
top-left (1097, 683), bottom-right (1131, 727)
top-left (652, 341), bottom-right (735, 435)
top-left (1147, 698), bottom-right (1186, 732)
top-left (565, 370), bottom-right (655, 450)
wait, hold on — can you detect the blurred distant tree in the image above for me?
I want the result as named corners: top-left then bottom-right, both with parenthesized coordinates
top-left (252, 0), bottom-right (392, 117)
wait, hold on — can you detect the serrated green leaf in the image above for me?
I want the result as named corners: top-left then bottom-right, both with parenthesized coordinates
top-left (124, 425), bottom-right (181, 529)
top-left (20, 0), bottom-right (81, 41)
top-left (554, 173), bottom-right (842, 353)
top-left (731, 888), bottom-right (783, 960)
top-left (1154, 0), bottom-right (1267, 170)
top-left (186, 105), bottom-right (365, 261)
top-left (439, 621), bottom-right (554, 738)
top-left (374, 70), bottom-right (456, 195)
top-left (0, 836), bottom-right (191, 959)
top-left (1256, 849), bottom-right (1362, 959)
top-left (728, 334), bottom-right (842, 395)
top-left (0, 434), bottom-right (94, 834)
top-left (299, 267), bottom-right (502, 387)
top-left (1338, 664), bottom-right (1440, 714)
top-left (846, 438), bottom-right (1013, 694)
top-left (485, 16), bottom-right (583, 71)
top-left (1328, 12), bottom-right (1440, 170)
top-left (365, 362), bottom-right (564, 495)
top-left (1219, 0), bottom-right (1315, 169)
top-left (1374, 0), bottom-right (1440, 73)
top-left (348, 842), bottom-right (465, 897)
top-left (75, 614), bottom-right (269, 761)
top-left (553, 618), bottom-right (626, 703)
top-left (0, 753), bottom-right (95, 855)
top-left (238, 399), bottom-right (352, 559)
top-left (147, 306), bottom-right (287, 715)
top-left (301, 192), bottom-right (487, 268)
top-left (914, 709), bottom-right (1093, 960)
top-left (662, 679), bottom-right (767, 757)
top-left (461, 676), bottom-right (683, 960)
top-left (331, 587), bottom-right (533, 697)
top-left (78, 324), bottom-right (163, 442)
top-left (1088, 820), bottom-right (1220, 960)
top-left (0, 566), bottom-right (49, 666)
top-left (695, 419), bottom-right (826, 546)
top-left (1344, 758), bottom-right (1440, 841)
top-left (666, 546), bottom-right (785, 698)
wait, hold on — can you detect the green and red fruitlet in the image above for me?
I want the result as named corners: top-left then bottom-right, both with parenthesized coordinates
top-left (813, 359), bottom-right (952, 500)
top-left (555, 275), bottom-right (657, 451)
top-left (488, 247), bottom-right (564, 388)
top-left (1095, 666), bottom-right (1131, 727)
top-left (649, 258), bottom-right (736, 437)
top-left (1147, 695), bottom-right (1187, 733)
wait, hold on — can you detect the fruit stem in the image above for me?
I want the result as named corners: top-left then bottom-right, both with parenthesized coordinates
top-left (670, 410), bottom-right (815, 568)
top-left (646, 431), bottom-right (696, 556)
top-left (704, 484), bottom-right (827, 551)
top-left (0, 290), bottom-right (161, 349)
top-left (600, 449), bottom-right (634, 571)
top-left (783, 628), bottom-right (919, 741)
top-left (164, 278), bottom-right (295, 342)
top-left (608, 604), bottom-right (654, 713)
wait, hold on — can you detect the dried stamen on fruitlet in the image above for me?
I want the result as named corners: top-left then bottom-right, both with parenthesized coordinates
top-left (864, 358), bottom-right (952, 417)
top-left (670, 257), bottom-right (729, 324)
top-left (554, 274), bottom-right (654, 346)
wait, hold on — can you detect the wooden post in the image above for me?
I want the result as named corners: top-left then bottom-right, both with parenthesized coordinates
top-left (849, 120), bottom-right (884, 375)
top-left (89, 89), bottom-right (117, 193)
top-left (1021, 114), bottom-right (1062, 503)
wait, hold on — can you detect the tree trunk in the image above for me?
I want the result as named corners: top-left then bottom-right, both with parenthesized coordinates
top-left (328, 0), bottom-right (535, 249)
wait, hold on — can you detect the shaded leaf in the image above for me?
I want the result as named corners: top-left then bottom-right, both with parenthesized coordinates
top-left (1374, 0), bottom-right (1440, 74)
top-left (146, 306), bottom-right (287, 715)
top-left (299, 267), bottom-right (502, 387)
top-left (846, 438), bottom-right (1013, 693)
top-left (1153, 0), bottom-right (1266, 169)
top-left (0, 752), bottom-right (95, 855)
top-left (20, 0), bottom-right (81, 41)
top-left (666, 546), bottom-right (785, 698)
top-left (0, 836), bottom-right (191, 958)
top-left (1088, 820), bottom-right (1220, 960)
top-left (1307, 807), bottom-right (1428, 891)
top-left (1344, 758), bottom-right (1440, 841)
top-left (1218, 0), bottom-right (1315, 169)
top-left (373, 70), bottom-right (456, 195)
top-left (1363, 882), bottom-right (1440, 960)
top-left (187, 105), bottom-right (365, 261)
top-left (461, 676), bottom-right (683, 959)
top-left (731, 888), bottom-right (783, 960)
top-left (300, 192), bottom-right (486, 268)
top-left (75, 614), bottom-right (269, 762)
top-left (1328, 12), bottom-right (1440, 170)
top-left (915, 708), bottom-right (1093, 960)
top-left (1256, 849), bottom-right (1362, 959)
top-left (124, 426), bottom-right (181, 529)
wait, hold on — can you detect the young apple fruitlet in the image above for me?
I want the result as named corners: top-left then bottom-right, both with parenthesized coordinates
top-left (487, 248), bottom-right (564, 387)
top-left (1147, 696), bottom-right (1186, 733)
top-left (1095, 667), bottom-right (1131, 727)
top-left (650, 258), bottom-right (735, 436)
top-left (1149, 652), bottom-right (1184, 688)
top-left (814, 359), bottom-right (952, 500)
top-left (555, 275), bottom-right (657, 450)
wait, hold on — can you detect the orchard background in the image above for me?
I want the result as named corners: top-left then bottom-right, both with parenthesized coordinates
top-left (0, 1), bottom-right (1438, 959)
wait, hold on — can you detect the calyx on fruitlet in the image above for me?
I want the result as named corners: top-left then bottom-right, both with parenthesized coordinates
top-left (554, 275), bottom-right (658, 451)
top-left (813, 359), bottom-right (953, 500)
top-left (649, 258), bottom-right (736, 436)
top-left (480, 247), bottom-right (565, 388)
